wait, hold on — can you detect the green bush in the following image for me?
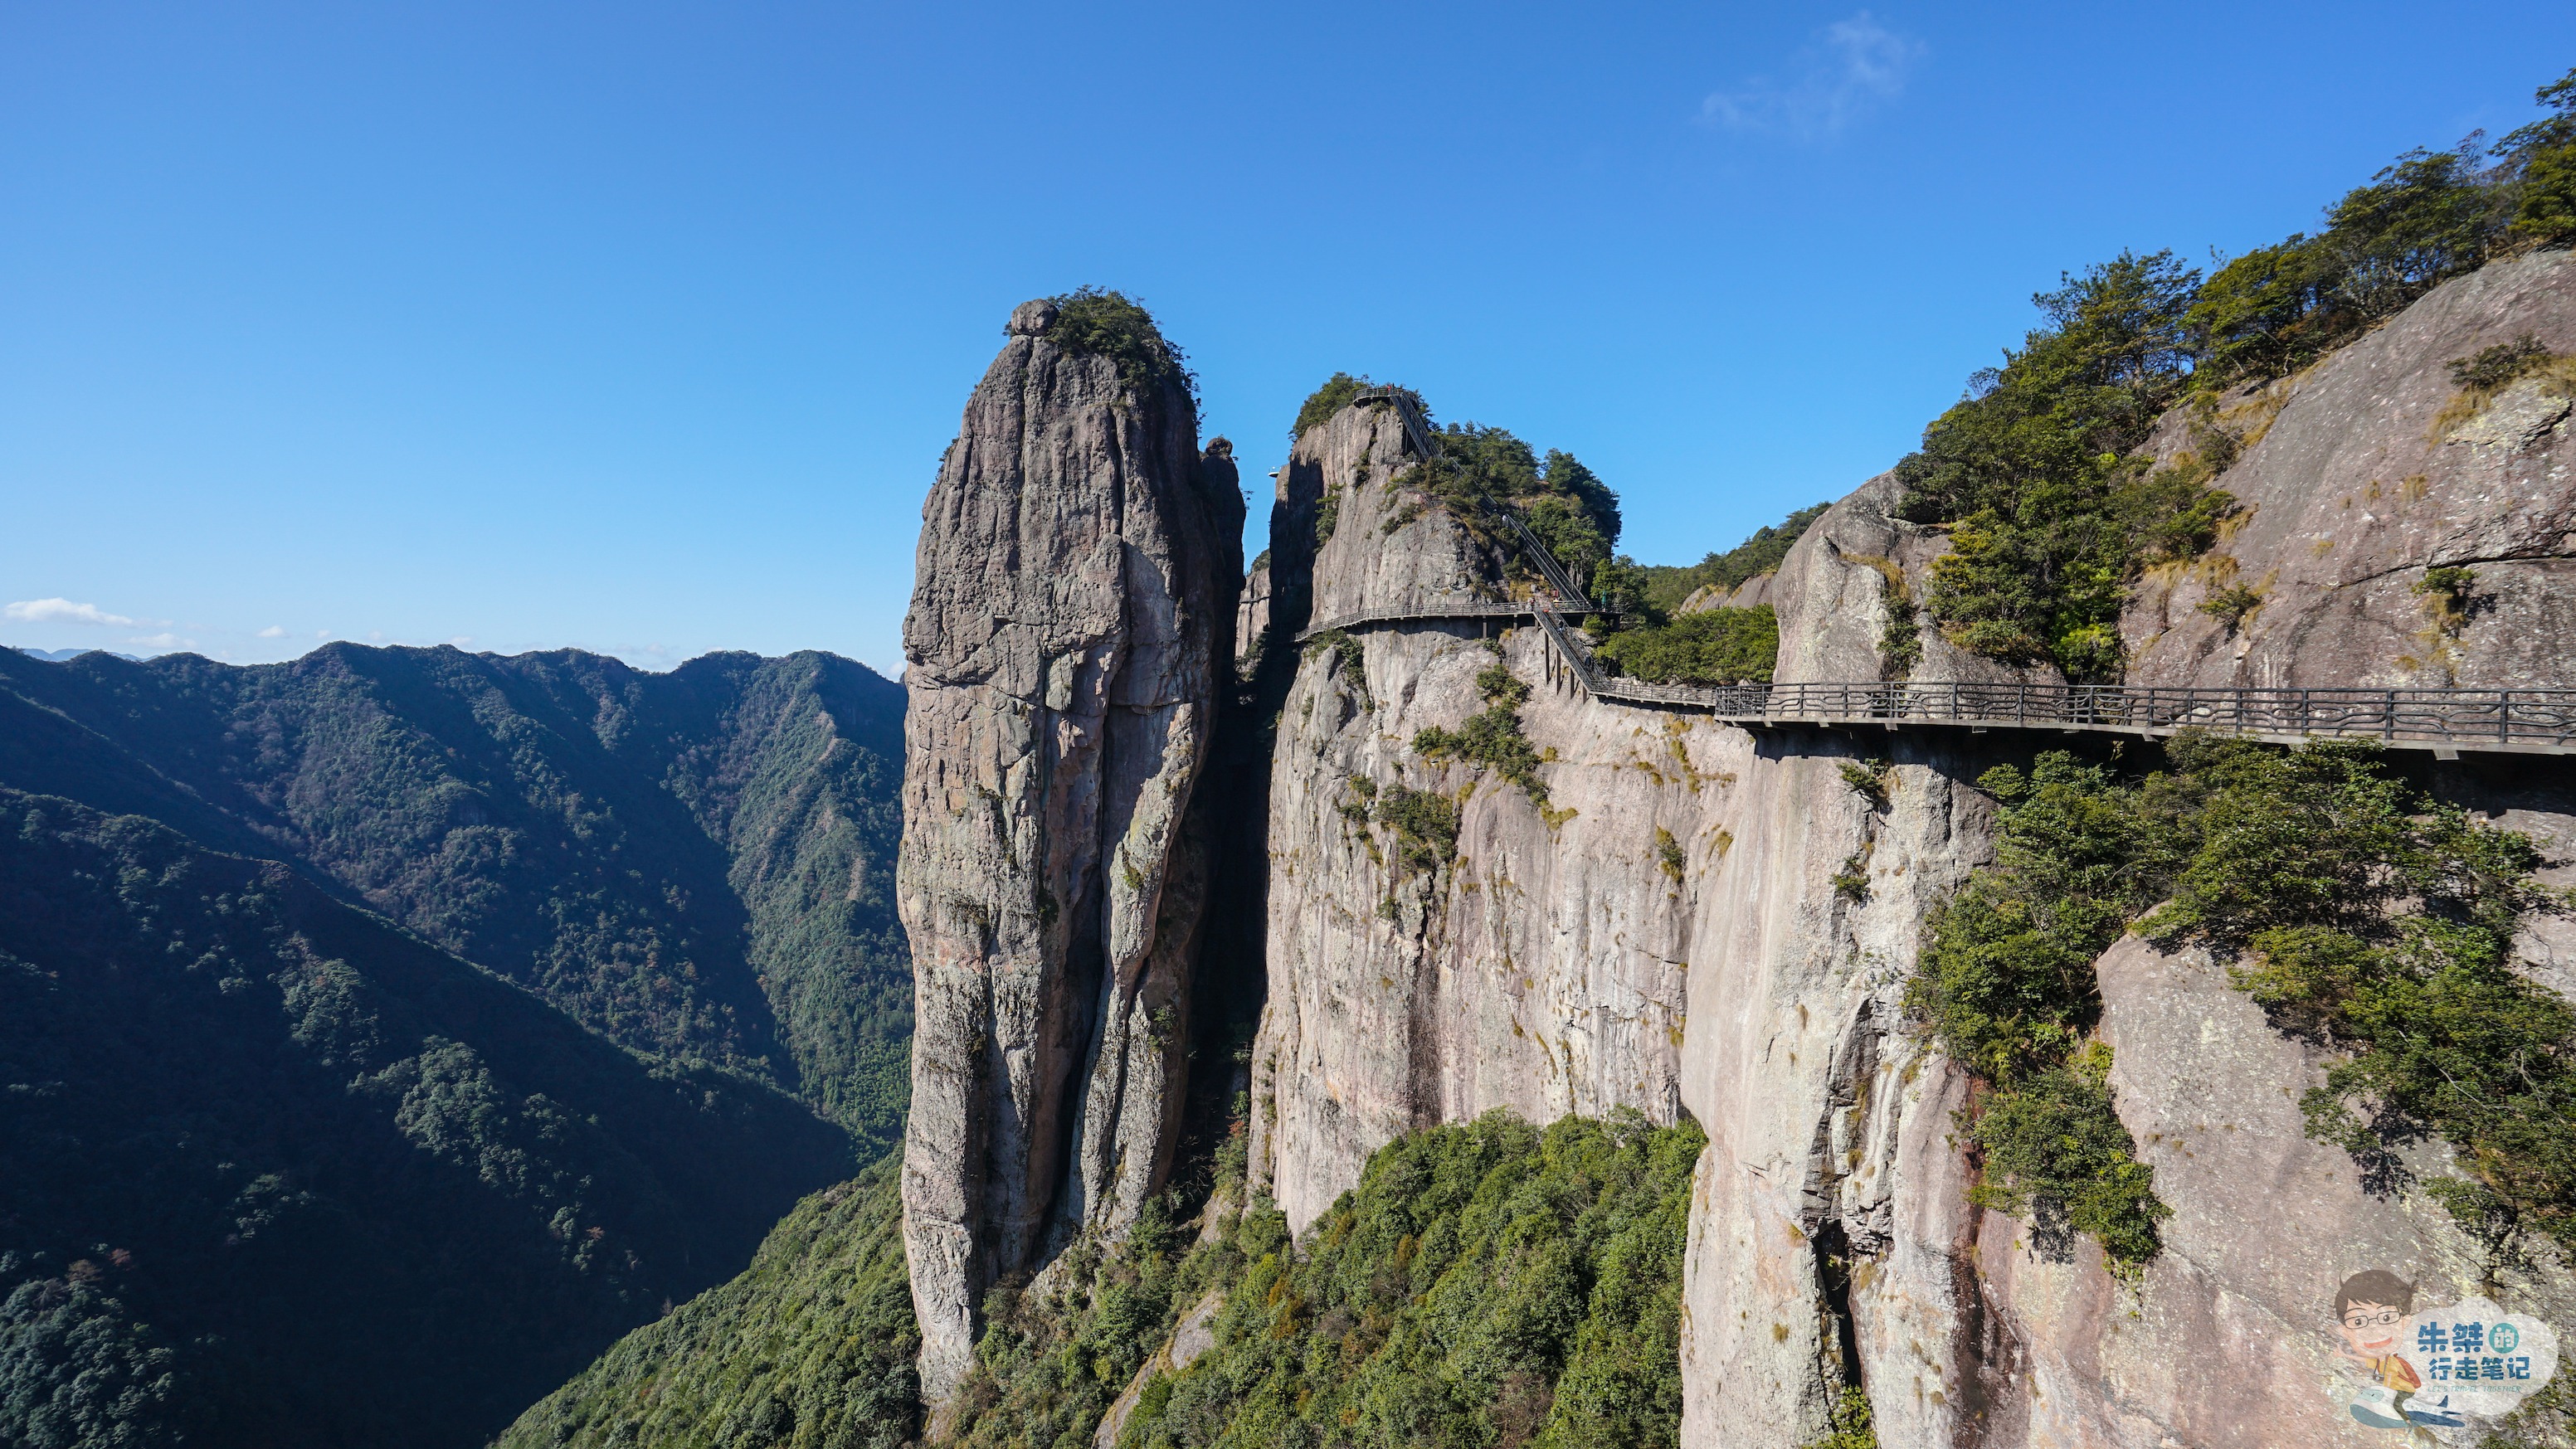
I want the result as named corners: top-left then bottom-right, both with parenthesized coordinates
top-left (1415, 661), bottom-right (1549, 805)
top-left (1802, 1385), bottom-right (1878, 1449)
top-left (2198, 583), bottom-right (2262, 634)
top-left (1637, 504), bottom-right (1830, 613)
top-left (1965, 1045), bottom-right (2169, 1266)
top-left (1118, 1111), bottom-right (1704, 1449)
top-left (1294, 372), bottom-right (1372, 441)
top-left (950, 1188), bottom-right (1260, 1449)
top-left (1908, 751), bottom-right (2195, 1270)
top-left (2450, 334), bottom-right (2551, 390)
top-left (1593, 605), bottom-right (1779, 686)
top-left (2497, 64), bottom-right (2576, 245)
top-left (1375, 785), bottom-right (1462, 876)
top-left (1046, 287), bottom-right (1195, 398)
top-left (1914, 737), bottom-right (2572, 1270)
top-left (1897, 250), bottom-right (2227, 681)
top-left (1305, 630), bottom-right (1369, 710)
top-left (1400, 425), bottom-right (1623, 596)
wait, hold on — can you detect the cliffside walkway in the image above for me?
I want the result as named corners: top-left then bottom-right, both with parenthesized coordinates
top-left (1298, 388), bottom-right (2574, 758)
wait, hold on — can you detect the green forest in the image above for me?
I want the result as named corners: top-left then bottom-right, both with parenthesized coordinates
top-left (0, 644), bottom-right (913, 1155)
top-left (505, 1111), bottom-right (1703, 1449)
top-left (500, 1156), bottom-right (922, 1449)
top-left (0, 787), bottom-right (854, 1448)
top-left (0, 643), bottom-right (908, 1446)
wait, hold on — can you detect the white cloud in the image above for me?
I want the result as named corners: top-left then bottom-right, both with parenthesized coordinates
top-left (6, 597), bottom-right (142, 627)
top-left (126, 632), bottom-right (196, 652)
top-left (1701, 12), bottom-right (1923, 140)
top-left (258, 625), bottom-right (288, 639)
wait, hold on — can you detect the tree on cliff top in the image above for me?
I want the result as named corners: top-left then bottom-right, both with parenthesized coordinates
top-left (1045, 286), bottom-right (1196, 401)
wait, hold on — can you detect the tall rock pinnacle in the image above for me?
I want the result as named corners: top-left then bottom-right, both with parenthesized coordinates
top-left (897, 294), bottom-right (1242, 1414)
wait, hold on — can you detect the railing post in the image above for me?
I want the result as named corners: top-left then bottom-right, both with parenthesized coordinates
top-left (2384, 690), bottom-right (2396, 742)
top-left (2501, 691), bottom-right (2511, 746)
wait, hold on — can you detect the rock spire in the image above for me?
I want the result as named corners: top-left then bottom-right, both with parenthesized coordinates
top-left (897, 295), bottom-right (1242, 1414)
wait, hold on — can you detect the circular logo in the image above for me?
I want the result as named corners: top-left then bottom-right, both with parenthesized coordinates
top-left (2492, 1322), bottom-right (2521, 1354)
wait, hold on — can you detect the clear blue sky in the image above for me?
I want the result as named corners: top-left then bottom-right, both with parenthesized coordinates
top-left (7, 3), bottom-right (2573, 675)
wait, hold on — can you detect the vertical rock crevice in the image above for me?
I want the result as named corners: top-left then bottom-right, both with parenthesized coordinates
top-left (897, 298), bottom-right (1242, 1416)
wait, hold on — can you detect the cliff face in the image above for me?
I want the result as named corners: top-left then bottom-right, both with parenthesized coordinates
top-left (1683, 265), bottom-right (2576, 1449)
top-left (898, 299), bottom-right (1242, 1412)
top-left (1244, 258), bottom-right (2576, 1449)
top-left (2126, 250), bottom-right (2576, 688)
top-left (1249, 402), bottom-right (1692, 1231)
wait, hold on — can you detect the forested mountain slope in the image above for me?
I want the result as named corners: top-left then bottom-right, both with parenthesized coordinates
top-left (0, 644), bottom-right (910, 1150)
top-left (0, 788), bottom-right (855, 1449)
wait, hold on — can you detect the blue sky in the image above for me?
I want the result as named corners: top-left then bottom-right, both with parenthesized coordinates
top-left (6, 3), bottom-right (2573, 676)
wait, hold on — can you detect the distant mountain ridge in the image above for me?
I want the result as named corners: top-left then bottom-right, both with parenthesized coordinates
top-left (10, 647), bottom-right (144, 663)
top-left (0, 642), bottom-right (913, 1151)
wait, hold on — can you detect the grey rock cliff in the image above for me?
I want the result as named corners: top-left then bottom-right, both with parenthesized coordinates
top-left (1241, 255), bottom-right (2576, 1449)
top-left (898, 299), bottom-right (1241, 1413)
top-left (1248, 402), bottom-right (1702, 1232)
top-left (1668, 260), bottom-right (2576, 1449)
top-left (2125, 250), bottom-right (2576, 688)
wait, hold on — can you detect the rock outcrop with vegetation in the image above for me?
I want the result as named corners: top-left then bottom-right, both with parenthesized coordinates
top-left (2124, 250), bottom-right (2576, 688)
top-left (897, 294), bottom-right (1244, 1413)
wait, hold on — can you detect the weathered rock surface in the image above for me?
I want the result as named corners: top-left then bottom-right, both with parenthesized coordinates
top-left (1667, 260), bottom-right (2576, 1449)
top-left (898, 299), bottom-right (1242, 1412)
top-left (2125, 250), bottom-right (2576, 688)
top-left (1248, 402), bottom-right (1706, 1231)
top-left (1241, 255), bottom-right (2576, 1449)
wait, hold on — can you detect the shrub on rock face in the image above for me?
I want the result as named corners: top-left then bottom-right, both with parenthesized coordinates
top-left (1045, 287), bottom-right (1195, 398)
top-left (1292, 372), bottom-right (1376, 442)
top-left (1912, 736), bottom-right (2573, 1272)
top-left (1594, 605), bottom-right (1780, 686)
top-left (1414, 660), bottom-right (1549, 806)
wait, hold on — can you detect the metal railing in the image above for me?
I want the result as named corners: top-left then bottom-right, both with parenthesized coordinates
top-left (1350, 385), bottom-right (1598, 613)
top-left (1298, 601), bottom-right (1531, 640)
top-left (1308, 393), bottom-right (2572, 755)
